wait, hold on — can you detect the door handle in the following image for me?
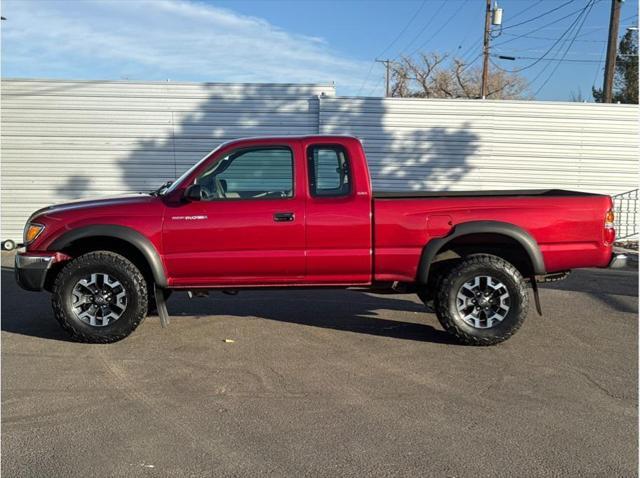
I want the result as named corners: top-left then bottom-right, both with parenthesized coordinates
top-left (273, 212), bottom-right (295, 222)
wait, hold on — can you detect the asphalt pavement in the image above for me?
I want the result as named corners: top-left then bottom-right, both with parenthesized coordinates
top-left (1, 253), bottom-right (638, 477)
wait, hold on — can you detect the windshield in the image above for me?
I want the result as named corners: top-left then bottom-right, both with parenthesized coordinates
top-left (161, 144), bottom-right (225, 196)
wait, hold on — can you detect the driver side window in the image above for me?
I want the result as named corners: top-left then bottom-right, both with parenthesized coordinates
top-left (195, 147), bottom-right (293, 200)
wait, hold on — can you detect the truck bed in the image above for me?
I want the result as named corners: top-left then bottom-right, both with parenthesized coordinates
top-left (373, 189), bottom-right (603, 199)
top-left (372, 191), bottom-right (613, 283)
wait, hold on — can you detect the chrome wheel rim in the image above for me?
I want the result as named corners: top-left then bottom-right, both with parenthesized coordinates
top-left (71, 273), bottom-right (128, 327)
top-left (455, 275), bottom-right (510, 329)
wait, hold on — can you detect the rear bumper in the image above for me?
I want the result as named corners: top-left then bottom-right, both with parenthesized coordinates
top-left (15, 253), bottom-right (56, 291)
top-left (609, 253), bottom-right (629, 269)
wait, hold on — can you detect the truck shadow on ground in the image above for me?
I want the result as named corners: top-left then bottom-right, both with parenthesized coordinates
top-left (3, 266), bottom-right (637, 343)
top-left (169, 289), bottom-right (458, 344)
top-left (0, 267), bottom-right (456, 344)
top-left (539, 269), bottom-right (638, 314)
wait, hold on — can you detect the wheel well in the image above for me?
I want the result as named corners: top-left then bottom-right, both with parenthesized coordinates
top-left (430, 233), bottom-right (535, 279)
top-left (44, 236), bottom-right (154, 292)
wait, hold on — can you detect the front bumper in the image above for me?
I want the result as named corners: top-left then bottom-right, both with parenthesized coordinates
top-left (15, 253), bottom-right (57, 291)
top-left (609, 253), bottom-right (629, 269)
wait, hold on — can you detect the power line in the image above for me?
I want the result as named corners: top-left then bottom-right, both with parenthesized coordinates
top-left (379, 0), bottom-right (428, 57)
top-left (495, 47), bottom-right (603, 56)
top-left (533, 0), bottom-right (597, 96)
top-left (456, 31), bottom-right (484, 65)
top-left (356, 0), bottom-right (428, 96)
top-left (370, 0), bottom-right (468, 97)
top-left (508, 0), bottom-right (545, 22)
top-left (407, 0), bottom-right (470, 57)
top-left (526, 25), bottom-right (606, 31)
top-left (393, 0), bottom-right (447, 60)
top-left (460, 52), bottom-right (484, 73)
top-left (501, 32), bottom-right (606, 43)
top-left (450, 6), bottom-right (479, 58)
top-left (493, 2), bottom-right (603, 48)
top-left (501, 0), bottom-right (576, 31)
top-left (523, 3), bottom-right (594, 92)
top-left (492, 0), bottom-right (596, 73)
top-left (494, 55), bottom-right (602, 63)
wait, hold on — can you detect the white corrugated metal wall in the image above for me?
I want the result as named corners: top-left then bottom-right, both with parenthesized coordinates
top-left (1, 79), bottom-right (638, 241)
top-left (1, 79), bottom-right (334, 240)
top-left (319, 96), bottom-right (639, 194)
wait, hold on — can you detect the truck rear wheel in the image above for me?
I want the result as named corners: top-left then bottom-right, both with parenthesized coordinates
top-left (435, 254), bottom-right (528, 346)
top-left (52, 251), bottom-right (148, 343)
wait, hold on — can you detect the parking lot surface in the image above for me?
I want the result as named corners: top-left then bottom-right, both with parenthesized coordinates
top-left (1, 253), bottom-right (638, 477)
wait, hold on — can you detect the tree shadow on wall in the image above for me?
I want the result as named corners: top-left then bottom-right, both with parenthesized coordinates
top-left (54, 92), bottom-right (478, 199)
top-left (317, 97), bottom-right (480, 191)
top-left (54, 85), bottom-right (327, 199)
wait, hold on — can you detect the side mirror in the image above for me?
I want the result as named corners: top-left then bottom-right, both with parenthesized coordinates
top-left (184, 184), bottom-right (203, 201)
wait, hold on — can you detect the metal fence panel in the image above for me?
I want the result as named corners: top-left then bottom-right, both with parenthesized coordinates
top-left (612, 189), bottom-right (639, 239)
top-left (2, 80), bottom-right (638, 241)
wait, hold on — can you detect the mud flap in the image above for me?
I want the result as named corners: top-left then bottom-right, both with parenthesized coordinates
top-left (530, 276), bottom-right (542, 316)
top-left (154, 284), bottom-right (170, 328)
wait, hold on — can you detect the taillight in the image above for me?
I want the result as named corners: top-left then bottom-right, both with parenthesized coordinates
top-left (604, 209), bottom-right (616, 244)
top-left (605, 210), bottom-right (615, 228)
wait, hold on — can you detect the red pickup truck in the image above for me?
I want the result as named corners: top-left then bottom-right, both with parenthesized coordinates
top-left (11, 135), bottom-right (622, 345)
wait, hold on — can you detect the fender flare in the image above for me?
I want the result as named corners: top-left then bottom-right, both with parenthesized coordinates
top-left (418, 221), bottom-right (546, 284)
top-left (49, 225), bottom-right (168, 287)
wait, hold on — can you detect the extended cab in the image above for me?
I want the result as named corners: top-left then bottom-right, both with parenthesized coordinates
top-left (11, 135), bottom-right (622, 345)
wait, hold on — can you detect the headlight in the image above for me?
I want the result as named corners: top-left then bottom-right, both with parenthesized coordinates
top-left (24, 223), bottom-right (45, 244)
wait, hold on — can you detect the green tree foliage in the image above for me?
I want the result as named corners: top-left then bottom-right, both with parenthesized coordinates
top-left (593, 29), bottom-right (638, 104)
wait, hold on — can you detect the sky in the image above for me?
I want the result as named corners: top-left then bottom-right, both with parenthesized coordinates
top-left (1, 0), bottom-right (638, 101)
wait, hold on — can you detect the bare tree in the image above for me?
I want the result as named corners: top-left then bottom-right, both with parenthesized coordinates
top-left (390, 53), bottom-right (530, 100)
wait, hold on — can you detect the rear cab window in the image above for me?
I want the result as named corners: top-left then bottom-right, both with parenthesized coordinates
top-left (307, 145), bottom-right (351, 197)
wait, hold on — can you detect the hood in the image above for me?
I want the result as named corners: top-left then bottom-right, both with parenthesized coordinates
top-left (29, 194), bottom-right (157, 222)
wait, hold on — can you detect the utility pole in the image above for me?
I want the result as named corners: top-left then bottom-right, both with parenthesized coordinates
top-left (481, 0), bottom-right (492, 99)
top-left (376, 59), bottom-right (392, 97)
top-left (603, 0), bottom-right (622, 103)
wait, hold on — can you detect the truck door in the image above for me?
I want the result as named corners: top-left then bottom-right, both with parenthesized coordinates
top-left (163, 143), bottom-right (306, 286)
top-left (303, 142), bottom-right (372, 284)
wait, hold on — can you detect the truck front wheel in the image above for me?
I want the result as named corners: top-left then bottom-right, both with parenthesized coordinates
top-left (52, 251), bottom-right (148, 343)
top-left (435, 254), bottom-right (529, 346)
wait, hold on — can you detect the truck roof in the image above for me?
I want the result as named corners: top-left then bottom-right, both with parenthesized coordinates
top-left (221, 134), bottom-right (361, 146)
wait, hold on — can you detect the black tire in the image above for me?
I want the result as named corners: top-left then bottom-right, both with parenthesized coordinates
top-left (435, 254), bottom-right (529, 346)
top-left (52, 251), bottom-right (148, 343)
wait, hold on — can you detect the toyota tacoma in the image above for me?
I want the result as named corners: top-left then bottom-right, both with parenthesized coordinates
top-left (9, 135), bottom-right (624, 345)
